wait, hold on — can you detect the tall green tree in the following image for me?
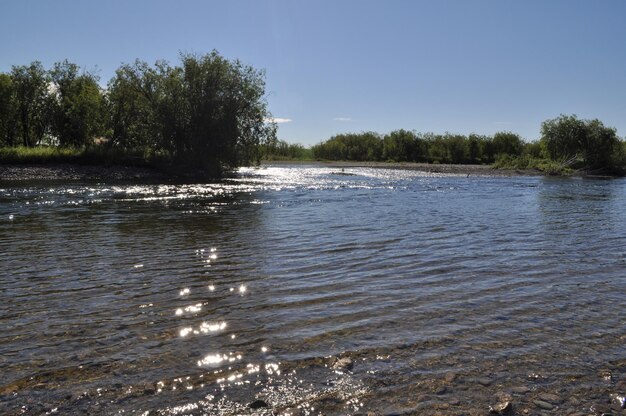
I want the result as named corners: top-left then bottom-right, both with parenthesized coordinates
top-left (180, 51), bottom-right (275, 170)
top-left (383, 129), bottom-right (418, 162)
top-left (312, 132), bottom-right (382, 161)
top-left (0, 73), bottom-right (17, 146)
top-left (541, 114), bottom-right (623, 171)
top-left (50, 60), bottom-right (106, 147)
top-left (107, 60), bottom-right (160, 150)
top-left (107, 51), bottom-right (276, 174)
top-left (11, 62), bottom-right (52, 147)
top-left (492, 131), bottom-right (523, 157)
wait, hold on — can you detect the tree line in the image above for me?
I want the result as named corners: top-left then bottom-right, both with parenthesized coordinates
top-left (0, 52), bottom-right (276, 176)
top-left (311, 117), bottom-right (626, 174)
top-left (312, 130), bottom-right (530, 164)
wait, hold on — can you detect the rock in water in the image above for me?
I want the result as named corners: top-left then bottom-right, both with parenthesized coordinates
top-left (332, 357), bottom-right (353, 371)
top-left (489, 401), bottom-right (513, 414)
top-left (611, 394), bottom-right (626, 409)
top-left (249, 399), bottom-right (269, 409)
top-left (533, 400), bottom-right (554, 410)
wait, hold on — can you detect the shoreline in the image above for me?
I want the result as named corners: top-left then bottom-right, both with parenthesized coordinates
top-left (262, 160), bottom-right (544, 177)
top-left (0, 163), bottom-right (169, 182)
top-left (0, 161), bottom-right (543, 182)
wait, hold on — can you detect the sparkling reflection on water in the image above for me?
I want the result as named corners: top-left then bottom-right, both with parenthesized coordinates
top-left (1, 165), bottom-right (625, 415)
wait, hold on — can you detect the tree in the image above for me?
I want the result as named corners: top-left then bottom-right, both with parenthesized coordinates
top-left (50, 60), bottom-right (106, 147)
top-left (179, 52), bottom-right (275, 170)
top-left (541, 114), bottom-right (623, 171)
top-left (11, 62), bottom-right (52, 147)
top-left (107, 51), bottom-right (276, 174)
top-left (0, 73), bottom-right (17, 146)
top-left (107, 60), bottom-right (160, 150)
top-left (383, 129), bottom-right (417, 162)
top-left (312, 132), bottom-right (382, 161)
top-left (445, 134), bottom-right (468, 164)
top-left (492, 131), bottom-right (523, 157)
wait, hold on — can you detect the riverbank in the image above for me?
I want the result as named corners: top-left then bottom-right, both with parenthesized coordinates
top-left (0, 161), bottom-right (543, 182)
top-left (0, 163), bottom-right (169, 182)
top-left (263, 160), bottom-right (544, 176)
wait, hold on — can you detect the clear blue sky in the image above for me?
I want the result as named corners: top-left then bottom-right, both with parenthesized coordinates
top-left (2, 0), bottom-right (626, 145)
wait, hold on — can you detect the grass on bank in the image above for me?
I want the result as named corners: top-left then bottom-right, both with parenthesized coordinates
top-left (0, 146), bottom-right (153, 167)
top-left (492, 154), bottom-right (573, 175)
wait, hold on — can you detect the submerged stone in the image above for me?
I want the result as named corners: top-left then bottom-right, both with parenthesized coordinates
top-left (489, 401), bottom-right (512, 414)
top-left (249, 399), bottom-right (269, 409)
top-left (332, 357), bottom-right (353, 371)
top-left (510, 386), bottom-right (530, 394)
top-left (476, 377), bottom-right (493, 387)
top-left (537, 393), bottom-right (560, 403)
top-left (533, 399), bottom-right (554, 410)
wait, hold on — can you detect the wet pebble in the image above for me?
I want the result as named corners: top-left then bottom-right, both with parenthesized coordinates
top-left (591, 404), bottom-right (612, 415)
top-left (538, 393), bottom-right (561, 404)
top-left (611, 394), bottom-right (626, 409)
top-left (448, 398), bottom-right (460, 406)
top-left (444, 372), bottom-right (457, 383)
top-left (510, 386), bottom-right (530, 394)
top-left (533, 399), bottom-right (554, 410)
top-left (332, 357), bottom-right (353, 371)
top-left (489, 401), bottom-right (512, 414)
top-left (476, 377), bottom-right (493, 387)
top-left (249, 399), bottom-right (269, 409)
top-left (599, 370), bottom-right (613, 382)
top-left (0, 385), bottom-right (17, 395)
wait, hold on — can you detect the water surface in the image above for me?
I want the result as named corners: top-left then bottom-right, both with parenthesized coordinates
top-left (1, 165), bottom-right (625, 415)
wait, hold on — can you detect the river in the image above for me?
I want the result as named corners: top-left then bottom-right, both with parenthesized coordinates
top-left (1, 165), bottom-right (625, 415)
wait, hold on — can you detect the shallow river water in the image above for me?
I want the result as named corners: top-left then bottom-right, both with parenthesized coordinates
top-left (1, 165), bottom-right (625, 415)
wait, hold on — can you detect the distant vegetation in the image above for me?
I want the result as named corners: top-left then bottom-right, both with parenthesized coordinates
top-left (0, 52), bottom-right (276, 177)
top-left (259, 139), bottom-right (313, 161)
top-left (311, 130), bottom-right (525, 164)
top-left (311, 118), bottom-right (626, 175)
top-left (1, 55), bottom-right (624, 176)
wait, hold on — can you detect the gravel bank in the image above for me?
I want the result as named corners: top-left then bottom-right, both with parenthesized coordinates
top-left (263, 160), bottom-right (544, 176)
top-left (0, 164), bottom-right (168, 182)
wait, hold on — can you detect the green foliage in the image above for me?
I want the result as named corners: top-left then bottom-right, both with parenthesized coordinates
top-left (0, 73), bottom-right (17, 146)
top-left (106, 51), bottom-right (275, 175)
top-left (492, 154), bottom-right (572, 175)
top-left (425, 133), bottom-right (470, 164)
top-left (0, 145), bottom-right (149, 166)
top-left (313, 131), bottom-right (531, 165)
top-left (10, 62), bottom-right (52, 147)
top-left (50, 60), bottom-right (106, 147)
top-left (467, 134), bottom-right (487, 163)
top-left (492, 131), bottom-right (523, 157)
top-left (541, 114), bottom-right (623, 173)
top-left (0, 146), bottom-right (78, 163)
top-left (312, 132), bottom-right (382, 161)
top-left (0, 53), bottom-right (274, 177)
top-left (523, 140), bottom-right (543, 158)
top-left (383, 129), bottom-right (421, 162)
top-left (2, 57), bottom-right (625, 177)
top-left (260, 139), bottom-right (312, 160)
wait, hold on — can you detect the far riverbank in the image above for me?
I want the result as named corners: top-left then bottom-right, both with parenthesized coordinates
top-left (0, 161), bottom-right (543, 182)
top-left (263, 160), bottom-right (544, 177)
